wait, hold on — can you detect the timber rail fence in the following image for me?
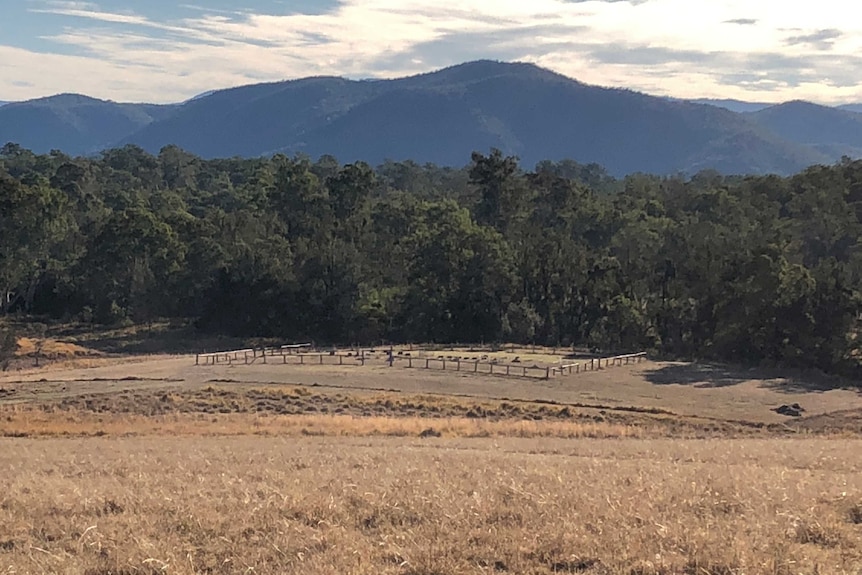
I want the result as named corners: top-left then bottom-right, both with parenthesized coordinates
top-left (548, 352), bottom-right (647, 376)
top-left (396, 356), bottom-right (551, 379)
top-left (400, 352), bottom-right (647, 380)
top-left (196, 344), bottom-right (312, 366)
top-left (196, 345), bottom-right (647, 381)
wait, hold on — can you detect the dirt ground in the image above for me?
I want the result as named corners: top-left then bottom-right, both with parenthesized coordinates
top-left (1, 353), bottom-right (860, 426)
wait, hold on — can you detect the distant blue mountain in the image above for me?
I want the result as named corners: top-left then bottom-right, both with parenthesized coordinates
top-left (688, 98), bottom-right (773, 113)
top-left (119, 61), bottom-right (825, 176)
top-left (746, 100), bottom-right (862, 160)
top-left (184, 90), bottom-right (216, 103)
top-left (0, 94), bottom-right (177, 155)
top-left (838, 103), bottom-right (862, 114)
top-left (3, 61), bottom-right (862, 175)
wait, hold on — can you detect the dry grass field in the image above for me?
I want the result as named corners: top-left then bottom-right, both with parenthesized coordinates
top-left (2, 437), bottom-right (862, 574)
top-left (2, 333), bottom-right (862, 574)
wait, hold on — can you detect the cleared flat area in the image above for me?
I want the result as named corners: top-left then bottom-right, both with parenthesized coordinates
top-left (2, 436), bottom-right (861, 575)
top-left (2, 354), bottom-right (860, 423)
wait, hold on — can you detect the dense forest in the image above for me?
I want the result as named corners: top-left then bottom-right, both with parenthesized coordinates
top-left (1, 142), bottom-right (860, 375)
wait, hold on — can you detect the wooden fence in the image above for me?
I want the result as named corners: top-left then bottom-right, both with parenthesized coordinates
top-left (196, 346), bottom-right (648, 382)
top-left (197, 345), bottom-right (378, 367)
top-left (398, 352), bottom-right (648, 380)
top-left (549, 352), bottom-right (647, 376)
top-left (396, 356), bottom-right (552, 379)
top-left (196, 349), bottom-right (256, 366)
top-left (196, 343), bottom-right (312, 366)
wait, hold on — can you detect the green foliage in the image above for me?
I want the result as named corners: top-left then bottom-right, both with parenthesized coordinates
top-left (1, 144), bottom-right (861, 375)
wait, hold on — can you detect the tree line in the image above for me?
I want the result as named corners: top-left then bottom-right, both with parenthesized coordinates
top-left (1, 143), bottom-right (860, 375)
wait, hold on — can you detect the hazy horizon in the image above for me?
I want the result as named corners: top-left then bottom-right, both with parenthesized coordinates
top-left (2, 1), bottom-right (862, 105)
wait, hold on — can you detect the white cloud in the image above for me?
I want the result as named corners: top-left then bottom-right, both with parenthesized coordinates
top-left (2, 0), bottom-right (862, 104)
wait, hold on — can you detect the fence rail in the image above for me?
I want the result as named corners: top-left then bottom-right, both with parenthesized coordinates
top-left (196, 346), bottom-right (648, 381)
top-left (398, 352), bottom-right (647, 380)
top-left (196, 349), bottom-right (256, 365)
top-left (196, 344), bottom-right (313, 365)
top-left (396, 356), bottom-right (552, 379)
top-left (549, 352), bottom-right (647, 376)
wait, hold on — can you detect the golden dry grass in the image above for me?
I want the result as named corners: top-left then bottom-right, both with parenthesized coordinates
top-left (2, 436), bottom-right (862, 574)
top-left (0, 408), bottom-right (645, 439)
top-left (0, 384), bottom-right (786, 439)
top-left (2, 334), bottom-right (862, 574)
top-left (14, 337), bottom-right (99, 359)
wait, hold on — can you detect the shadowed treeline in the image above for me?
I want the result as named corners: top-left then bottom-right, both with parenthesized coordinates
top-left (1, 143), bottom-right (860, 375)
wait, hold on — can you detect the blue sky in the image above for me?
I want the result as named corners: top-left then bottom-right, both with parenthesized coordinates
top-left (2, 0), bottom-right (861, 104)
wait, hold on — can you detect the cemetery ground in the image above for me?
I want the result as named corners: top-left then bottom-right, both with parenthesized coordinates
top-left (1, 325), bottom-right (862, 574)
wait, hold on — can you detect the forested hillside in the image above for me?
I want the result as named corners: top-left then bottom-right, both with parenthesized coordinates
top-left (7, 61), bottom-right (862, 175)
top-left (749, 101), bottom-right (862, 160)
top-left (120, 61), bottom-right (825, 175)
top-left (0, 95), bottom-right (177, 156)
top-left (1, 143), bottom-right (860, 375)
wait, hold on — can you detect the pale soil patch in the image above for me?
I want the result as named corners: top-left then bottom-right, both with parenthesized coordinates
top-left (1, 436), bottom-right (861, 575)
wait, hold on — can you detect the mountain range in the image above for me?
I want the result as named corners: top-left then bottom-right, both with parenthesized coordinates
top-left (2, 60), bottom-right (862, 176)
top-left (838, 104), bottom-right (862, 114)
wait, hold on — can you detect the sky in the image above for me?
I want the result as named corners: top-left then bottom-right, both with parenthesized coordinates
top-left (1, 0), bottom-right (862, 105)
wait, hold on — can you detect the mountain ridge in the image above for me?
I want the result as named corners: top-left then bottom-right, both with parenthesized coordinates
top-left (0, 93), bottom-right (177, 155)
top-left (747, 100), bottom-right (862, 160)
top-left (1, 60), bottom-right (860, 175)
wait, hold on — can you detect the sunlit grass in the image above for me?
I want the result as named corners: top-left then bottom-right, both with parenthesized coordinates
top-left (1, 436), bottom-right (861, 574)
